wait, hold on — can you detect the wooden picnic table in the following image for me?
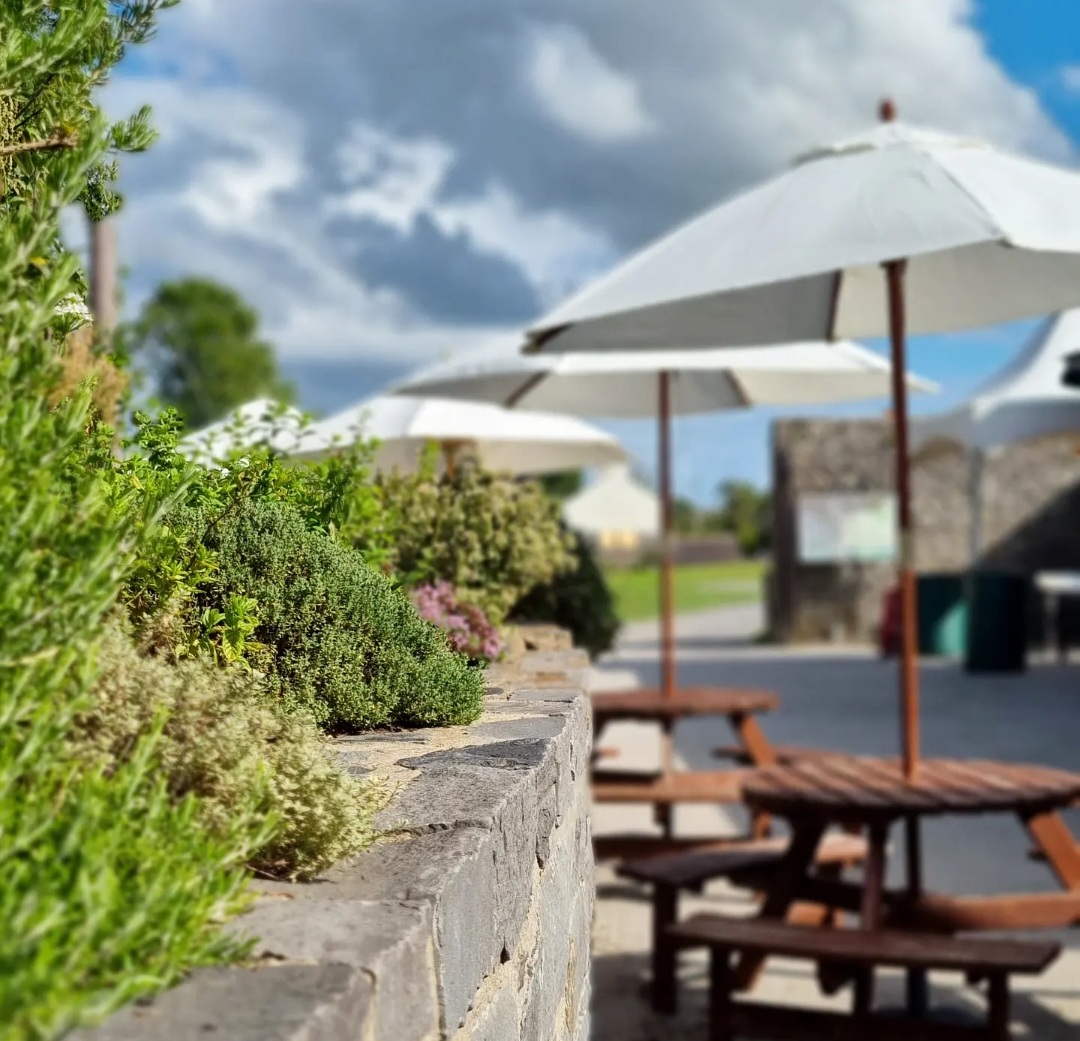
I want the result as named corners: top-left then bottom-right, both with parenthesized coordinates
top-left (591, 687), bottom-right (780, 856)
top-left (738, 756), bottom-right (1080, 1013)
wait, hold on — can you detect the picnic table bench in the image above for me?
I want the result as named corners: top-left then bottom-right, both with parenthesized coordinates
top-left (670, 913), bottom-right (1060, 1041)
top-left (591, 687), bottom-right (782, 857)
top-left (617, 831), bottom-right (869, 1013)
top-left (736, 757), bottom-right (1080, 1013)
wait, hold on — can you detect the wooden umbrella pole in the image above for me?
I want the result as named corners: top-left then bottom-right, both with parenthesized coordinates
top-left (885, 258), bottom-right (920, 780)
top-left (658, 371), bottom-right (677, 701)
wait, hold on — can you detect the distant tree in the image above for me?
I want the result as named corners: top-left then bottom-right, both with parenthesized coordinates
top-left (127, 278), bottom-right (295, 429)
top-left (672, 496), bottom-right (698, 534)
top-left (539, 470), bottom-right (584, 500)
top-left (715, 479), bottom-right (771, 556)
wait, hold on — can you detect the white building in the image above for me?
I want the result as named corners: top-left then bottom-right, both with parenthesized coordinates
top-left (563, 464), bottom-right (660, 552)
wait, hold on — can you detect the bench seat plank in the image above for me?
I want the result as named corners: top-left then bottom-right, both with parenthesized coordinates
top-left (618, 833), bottom-right (868, 888)
top-left (670, 913), bottom-right (1060, 974)
top-left (713, 743), bottom-right (852, 766)
top-left (592, 769), bottom-right (750, 804)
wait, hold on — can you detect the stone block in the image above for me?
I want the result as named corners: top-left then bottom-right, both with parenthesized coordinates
top-left (73, 964), bottom-right (369, 1041)
top-left (227, 898), bottom-right (436, 1041)
top-left (456, 976), bottom-right (521, 1041)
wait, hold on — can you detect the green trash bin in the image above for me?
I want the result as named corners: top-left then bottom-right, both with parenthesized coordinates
top-left (916, 573), bottom-right (967, 657)
top-left (964, 570), bottom-right (1029, 673)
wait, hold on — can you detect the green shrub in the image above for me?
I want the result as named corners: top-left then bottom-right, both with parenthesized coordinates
top-left (512, 527), bottom-right (621, 659)
top-left (75, 623), bottom-right (385, 881)
top-left (364, 462), bottom-right (576, 625)
top-left (90, 410), bottom-right (398, 665)
top-left (0, 730), bottom-right (262, 1041)
top-left (199, 498), bottom-right (484, 730)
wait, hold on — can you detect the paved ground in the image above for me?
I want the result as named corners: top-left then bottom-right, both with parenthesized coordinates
top-left (588, 604), bottom-right (1080, 1040)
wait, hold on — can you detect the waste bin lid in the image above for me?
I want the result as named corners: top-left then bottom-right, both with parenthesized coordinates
top-left (1035, 572), bottom-right (1080, 596)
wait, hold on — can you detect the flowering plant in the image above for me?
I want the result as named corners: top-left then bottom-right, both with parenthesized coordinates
top-left (411, 581), bottom-right (504, 663)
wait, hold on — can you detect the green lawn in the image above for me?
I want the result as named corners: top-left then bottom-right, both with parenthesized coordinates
top-left (604, 558), bottom-right (767, 622)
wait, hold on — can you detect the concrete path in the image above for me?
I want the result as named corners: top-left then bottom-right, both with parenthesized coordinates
top-left (588, 605), bottom-right (1080, 1040)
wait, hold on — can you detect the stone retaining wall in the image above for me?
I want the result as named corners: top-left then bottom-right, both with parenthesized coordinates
top-left (78, 625), bottom-right (593, 1041)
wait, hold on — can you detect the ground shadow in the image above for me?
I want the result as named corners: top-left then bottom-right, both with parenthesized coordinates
top-left (589, 946), bottom-right (1080, 1041)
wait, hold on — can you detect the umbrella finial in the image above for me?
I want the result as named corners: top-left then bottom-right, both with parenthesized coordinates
top-left (879, 98), bottom-right (897, 123)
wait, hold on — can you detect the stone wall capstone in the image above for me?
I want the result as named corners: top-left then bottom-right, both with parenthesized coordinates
top-left (770, 418), bottom-right (1080, 642)
top-left (75, 629), bottom-right (593, 1041)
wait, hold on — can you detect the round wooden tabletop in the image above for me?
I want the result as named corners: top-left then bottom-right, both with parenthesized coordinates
top-left (591, 686), bottom-right (779, 722)
top-left (742, 757), bottom-right (1080, 820)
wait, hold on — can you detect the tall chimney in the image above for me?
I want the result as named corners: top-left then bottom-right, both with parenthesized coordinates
top-left (88, 218), bottom-right (118, 336)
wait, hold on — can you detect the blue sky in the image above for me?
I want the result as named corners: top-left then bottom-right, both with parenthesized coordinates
top-left (106, 0), bottom-right (1080, 504)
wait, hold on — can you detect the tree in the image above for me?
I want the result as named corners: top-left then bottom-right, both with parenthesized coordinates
top-left (3, 1), bottom-right (178, 412)
top-left (715, 479), bottom-right (772, 556)
top-left (1, 1), bottom-right (174, 225)
top-left (672, 496), bottom-right (698, 534)
top-left (128, 277), bottom-right (296, 429)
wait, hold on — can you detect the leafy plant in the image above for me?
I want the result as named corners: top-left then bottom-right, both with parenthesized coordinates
top-left (88, 409), bottom-right (397, 664)
top-left (411, 581), bottom-right (504, 663)
top-left (0, 3), bottom-right (301, 1034)
top-left (512, 526), bottom-right (621, 659)
top-left (0, 728), bottom-right (263, 1040)
top-left (366, 461), bottom-right (576, 625)
top-left (75, 623), bottom-right (385, 882)
top-left (199, 498), bottom-right (485, 731)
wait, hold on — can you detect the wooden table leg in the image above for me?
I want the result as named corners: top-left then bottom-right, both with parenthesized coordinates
top-left (710, 948), bottom-right (735, 1041)
top-left (732, 819), bottom-right (826, 991)
top-left (853, 822), bottom-right (889, 1016)
top-left (1023, 809), bottom-right (1080, 889)
top-left (652, 885), bottom-right (679, 1014)
top-left (903, 815), bottom-right (929, 1016)
top-left (734, 713), bottom-right (775, 838)
top-left (656, 720), bottom-right (674, 838)
top-left (733, 713), bottom-right (778, 767)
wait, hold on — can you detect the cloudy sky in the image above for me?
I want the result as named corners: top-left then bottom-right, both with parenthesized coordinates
top-left (100, 0), bottom-right (1080, 501)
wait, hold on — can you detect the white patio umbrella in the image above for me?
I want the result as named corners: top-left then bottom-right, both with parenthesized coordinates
top-left (525, 99), bottom-right (1080, 780)
top-left (913, 310), bottom-right (1080, 565)
top-left (179, 398), bottom-right (318, 464)
top-left (301, 393), bottom-right (626, 476)
top-left (392, 338), bottom-right (937, 699)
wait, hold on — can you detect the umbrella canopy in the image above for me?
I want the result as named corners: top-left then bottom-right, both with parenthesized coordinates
top-left (913, 310), bottom-right (1080, 454)
top-left (391, 338), bottom-right (938, 417)
top-left (303, 394), bottom-right (626, 476)
top-left (522, 100), bottom-right (1080, 782)
top-left (528, 120), bottom-right (1080, 355)
top-left (179, 398), bottom-right (317, 464)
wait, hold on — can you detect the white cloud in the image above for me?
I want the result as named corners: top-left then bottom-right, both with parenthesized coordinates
top-left (326, 121), bottom-right (611, 302)
top-left (525, 23), bottom-right (655, 144)
top-left (432, 184), bottom-right (610, 308)
top-left (100, 0), bottom-right (1075, 369)
top-left (331, 123), bottom-right (455, 233)
top-left (1062, 65), bottom-right (1080, 94)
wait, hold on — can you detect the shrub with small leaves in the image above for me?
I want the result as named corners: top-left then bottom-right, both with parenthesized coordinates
top-left (512, 526), bottom-right (621, 659)
top-left (410, 581), bottom-right (504, 663)
top-left (199, 498), bottom-right (485, 730)
top-left (74, 622), bottom-right (386, 881)
top-left (363, 461), bottom-right (576, 625)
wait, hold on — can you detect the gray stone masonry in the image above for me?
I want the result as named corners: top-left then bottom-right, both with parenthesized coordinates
top-left (76, 631), bottom-right (593, 1041)
top-left (770, 418), bottom-right (1080, 643)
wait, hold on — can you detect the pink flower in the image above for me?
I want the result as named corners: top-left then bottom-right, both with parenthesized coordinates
top-left (410, 582), bottom-right (504, 662)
